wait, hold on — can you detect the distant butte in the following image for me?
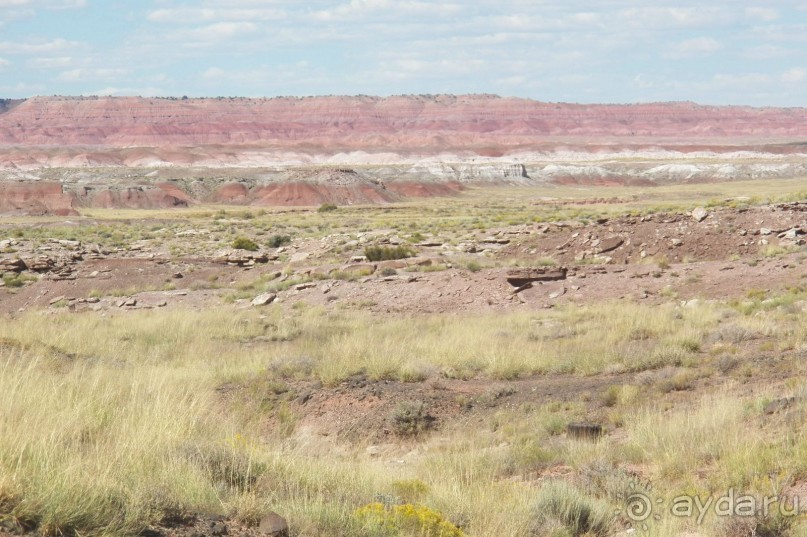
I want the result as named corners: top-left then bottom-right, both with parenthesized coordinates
top-left (0, 95), bottom-right (805, 158)
top-left (1, 95), bottom-right (805, 213)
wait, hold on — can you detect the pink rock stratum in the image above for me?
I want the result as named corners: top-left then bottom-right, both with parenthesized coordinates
top-left (0, 94), bottom-right (805, 213)
top-left (1, 95), bottom-right (806, 156)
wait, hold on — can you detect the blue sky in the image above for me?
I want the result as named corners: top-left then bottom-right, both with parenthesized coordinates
top-left (0, 1), bottom-right (805, 105)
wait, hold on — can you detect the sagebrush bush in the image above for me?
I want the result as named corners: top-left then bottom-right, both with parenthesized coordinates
top-left (364, 245), bottom-right (414, 262)
top-left (318, 203), bottom-right (338, 213)
top-left (390, 401), bottom-right (435, 436)
top-left (232, 237), bottom-right (259, 251)
top-left (532, 481), bottom-right (614, 537)
top-left (268, 235), bottom-right (292, 248)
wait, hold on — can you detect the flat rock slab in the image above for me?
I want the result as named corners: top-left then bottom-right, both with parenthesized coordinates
top-left (596, 235), bottom-right (623, 253)
top-left (506, 267), bottom-right (567, 287)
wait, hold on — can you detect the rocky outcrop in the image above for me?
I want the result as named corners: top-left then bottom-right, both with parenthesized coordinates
top-left (74, 183), bottom-right (194, 209)
top-left (0, 182), bottom-right (78, 216)
top-left (506, 267), bottom-right (568, 287)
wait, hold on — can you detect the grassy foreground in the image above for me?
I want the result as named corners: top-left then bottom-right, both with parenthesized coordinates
top-left (2, 289), bottom-right (807, 536)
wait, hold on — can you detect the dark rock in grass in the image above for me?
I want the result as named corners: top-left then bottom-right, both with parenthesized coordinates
top-left (566, 422), bottom-right (603, 441)
top-left (259, 512), bottom-right (289, 537)
top-left (763, 397), bottom-right (797, 415)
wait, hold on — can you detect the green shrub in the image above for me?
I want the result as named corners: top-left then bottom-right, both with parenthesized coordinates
top-left (390, 479), bottom-right (430, 502)
top-left (232, 237), bottom-right (259, 251)
top-left (390, 401), bottom-right (435, 436)
top-left (2, 274), bottom-right (25, 288)
top-left (533, 481), bottom-right (614, 536)
top-left (364, 245), bottom-right (414, 262)
top-left (317, 203), bottom-right (338, 213)
top-left (268, 235), bottom-right (292, 248)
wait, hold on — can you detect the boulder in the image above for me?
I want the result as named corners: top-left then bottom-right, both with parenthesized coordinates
top-left (763, 397), bottom-right (797, 415)
top-left (506, 267), bottom-right (567, 287)
top-left (779, 228), bottom-right (803, 240)
top-left (595, 236), bottom-right (623, 253)
top-left (289, 252), bottom-right (310, 263)
top-left (338, 263), bottom-right (376, 275)
top-left (377, 260), bottom-right (407, 271)
top-left (251, 293), bottom-right (277, 307)
top-left (691, 207), bottom-right (708, 222)
top-left (23, 256), bottom-right (55, 272)
top-left (0, 258), bottom-right (26, 273)
top-left (259, 512), bottom-right (289, 537)
top-left (213, 249), bottom-right (269, 266)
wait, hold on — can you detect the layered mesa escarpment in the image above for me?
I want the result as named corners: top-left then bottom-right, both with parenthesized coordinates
top-left (0, 95), bottom-right (805, 214)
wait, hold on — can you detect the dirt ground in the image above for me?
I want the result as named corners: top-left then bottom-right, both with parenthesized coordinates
top-left (3, 198), bottom-right (807, 537)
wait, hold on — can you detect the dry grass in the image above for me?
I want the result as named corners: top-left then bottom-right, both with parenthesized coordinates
top-left (4, 175), bottom-right (807, 535)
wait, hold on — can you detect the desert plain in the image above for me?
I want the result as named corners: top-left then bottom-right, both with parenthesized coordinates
top-left (1, 95), bottom-right (807, 537)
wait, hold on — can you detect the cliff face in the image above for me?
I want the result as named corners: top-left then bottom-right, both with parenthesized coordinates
top-left (0, 181), bottom-right (77, 216)
top-left (1, 95), bottom-right (805, 154)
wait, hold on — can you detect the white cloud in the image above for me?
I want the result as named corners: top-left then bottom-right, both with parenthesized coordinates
top-left (57, 67), bottom-right (128, 82)
top-left (745, 7), bottom-right (779, 22)
top-left (618, 7), bottom-right (732, 29)
top-left (782, 67), bottom-right (807, 83)
top-left (28, 55), bottom-right (74, 68)
top-left (0, 0), bottom-right (84, 8)
top-left (0, 38), bottom-right (82, 55)
top-left (742, 44), bottom-right (789, 60)
top-left (148, 7), bottom-right (286, 23)
top-left (711, 72), bottom-right (773, 87)
top-left (91, 86), bottom-right (165, 97)
top-left (312, 0), bottom-right (464, 22)
top-left (666, 37), bottom-right (723, 58)
top-left (168, 22), bottom-right (259, 46)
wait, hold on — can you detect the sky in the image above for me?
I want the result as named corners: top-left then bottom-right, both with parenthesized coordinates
top-left (0, 1), bottom-right (805, 106)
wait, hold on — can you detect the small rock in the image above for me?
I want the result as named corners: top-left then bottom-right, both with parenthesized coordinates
top-left (779, 228), bottom-right (802, 240)
top-left (691, 207), bottom-right (708, 222)
top-left (289, 252), bottom-right (310, 263)
top-left (763, 397), bottom-right (796, 415)
top-left (259, 512), bottom-right (289, 537)
top-left (338, 263), bottom-right (376, 275)
top-left (251, 293), bottom-right (277, 306)
top-left (294, 282), bottom-right (317, 291)
top-left (172, 272), bottom-right (184, 279)
top-left (548, 287), bottom-right (566, 299)
top-left (596, 236), bottom-right (623, 253)
top-left (210, 521), bottom-right (228, 536)
top-left (48, 295), bottom-right (66, 305)
top-left (760, 228), bottom-right (772, 236)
